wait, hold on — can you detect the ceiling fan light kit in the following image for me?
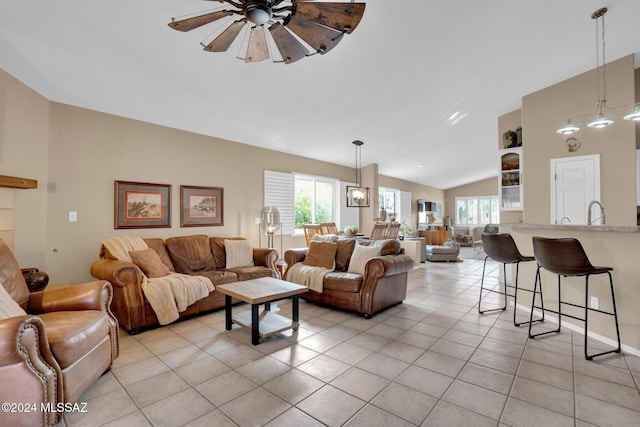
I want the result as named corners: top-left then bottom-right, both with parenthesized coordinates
top-left (168, 0), bottom-right (366, 64)
top-left (556, 7), bottom-right (640, 135)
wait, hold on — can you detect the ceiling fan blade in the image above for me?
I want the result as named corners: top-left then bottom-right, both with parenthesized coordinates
top-left (295, 2), bottom-right (366, 34)
top-left (203, 21), bottom-right (246, 52)
top-left (168, 11), bottom-right (233, 32)
top-left (245, 26), bottom-right (270, 63)
top-left (269, 22), bottom-right (309, 64)
top-left (285, 17), bottom-right (344, 54)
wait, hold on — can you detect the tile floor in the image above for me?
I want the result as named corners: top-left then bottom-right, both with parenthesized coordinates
top-left (59, 255), bottom-right (640, 426)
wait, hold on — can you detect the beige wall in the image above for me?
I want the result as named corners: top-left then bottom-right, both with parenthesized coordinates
top-left (522, 55), bottom-right (637, 225)
top-left (1, 68), bottom-right (441, 284)
top-left (0, 69), bottom-right (50, 267)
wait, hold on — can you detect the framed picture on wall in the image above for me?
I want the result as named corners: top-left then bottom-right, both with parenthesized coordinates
top-left (114, 181), bottom-right (171, 229)
top-left (180, 185), bottom-right (224, 227)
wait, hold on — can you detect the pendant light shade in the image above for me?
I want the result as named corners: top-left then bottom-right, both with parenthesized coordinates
top-left (623, 105), bottom-right (640, 121)
top-left (346, 140), bottom-right (370, 207)
top-left (556, 119), bottom-right (580, 135)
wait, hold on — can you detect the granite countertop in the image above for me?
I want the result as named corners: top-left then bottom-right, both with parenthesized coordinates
top-left (504, 223), bottom-right (640, 233)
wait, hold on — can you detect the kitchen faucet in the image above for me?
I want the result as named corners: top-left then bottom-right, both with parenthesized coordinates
top-left (587, 200), bottom-right (605, 225)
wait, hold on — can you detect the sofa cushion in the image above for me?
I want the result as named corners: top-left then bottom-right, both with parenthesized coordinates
top-left (193, 270), bottom-right (238, 286)
top-left (348, 244), bottom-right (382, 274)
top-left (129, 248), bottom-right (171, 278)
top-left (225, 266), bottom-right (274, 282)
top-left (166, 235), bottom-right (217, 273)
top-left (335, 237), bottom-right (356, 271)
top-left (224, 239), bottom-right (255, 268)
top-left (323, 271), bottom-right (363, 293)
top-left (303, 241), bottom-right (338, 269)
top-left (144, 238), bottom-right (175, 272)
top-left (40, 310), bottom-right (111, 369)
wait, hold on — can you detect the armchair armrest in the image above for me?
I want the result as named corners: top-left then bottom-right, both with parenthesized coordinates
top-left (252, 248), bottom-right (279, 274)
top-left (0, 315), bottom-right (61, 425)
top-left (27, 280), bottom-right (113, 314)
top-left (283, 248), bottom-right (308, 279)
top-left (364, 254), bottom-right (414, 280)
top-left (90, 259), bottom-right (144, 289)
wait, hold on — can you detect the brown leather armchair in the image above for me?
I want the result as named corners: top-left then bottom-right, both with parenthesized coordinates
top-left (0, 240), bottom-right (119, 427)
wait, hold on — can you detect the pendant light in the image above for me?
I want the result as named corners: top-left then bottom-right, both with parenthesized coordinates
top-left (556, 7), bottom-right (639, 134)
top-left (346, 140), bottom-right (370, 207)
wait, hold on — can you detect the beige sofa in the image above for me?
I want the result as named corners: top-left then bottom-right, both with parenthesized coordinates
top-left (90, 235), bottom-right (278, 334)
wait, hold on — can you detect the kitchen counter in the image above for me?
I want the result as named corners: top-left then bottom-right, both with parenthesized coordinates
top-left (507, 223), bottom-right (639, 233)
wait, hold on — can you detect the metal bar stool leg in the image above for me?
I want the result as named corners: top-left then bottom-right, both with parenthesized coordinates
top-left (529, 265), bottom-right (558, 338)
top-left (513, 261), bottom-right (545, 327)
top-left (583, 272), bottom-right (622, 360)
top-left (478, 256), bottom-right (507, 314)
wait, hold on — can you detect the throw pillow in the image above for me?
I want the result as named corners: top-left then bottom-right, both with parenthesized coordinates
top-left (303, 241), bottom-right (338, 270)
top-left (129, 248), bottom-right (171, 278)
top-left (347, 244), bottom-right (382, 275)
top-left (312, 234), bottom-right (339, 243)
top-left (224, 239), bottom-right (255, 268)
top-left (0, 282), bottom-right (27, 319)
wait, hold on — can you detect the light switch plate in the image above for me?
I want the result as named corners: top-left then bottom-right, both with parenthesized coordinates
top-left (69, 211), bottom-right (78, 222)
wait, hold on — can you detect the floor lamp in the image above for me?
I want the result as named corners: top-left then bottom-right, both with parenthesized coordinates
top-left (260, 206), bottom-right (286, 277)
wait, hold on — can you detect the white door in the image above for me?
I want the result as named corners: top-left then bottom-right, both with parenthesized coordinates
top-left (550, 155), bottom-right (600, 225)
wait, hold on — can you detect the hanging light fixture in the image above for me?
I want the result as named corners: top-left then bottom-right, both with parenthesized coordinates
top-left (346, 140), bottom-right (370, 207)
top-left (556, 7), bottom-right (639, 135)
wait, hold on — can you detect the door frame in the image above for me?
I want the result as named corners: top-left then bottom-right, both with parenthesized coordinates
top-left (550, 154), bottom-right (600, 224)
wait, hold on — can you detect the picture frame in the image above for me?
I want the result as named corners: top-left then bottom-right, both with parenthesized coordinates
top-left (180, 185), bottom-right (224, 227)
top-left (114, 181), bottom-right (171, 229)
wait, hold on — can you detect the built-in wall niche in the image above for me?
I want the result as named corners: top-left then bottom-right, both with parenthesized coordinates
top-left (417, 199), bottom-right (442, 228)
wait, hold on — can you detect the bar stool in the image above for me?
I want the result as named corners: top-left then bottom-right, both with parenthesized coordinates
top-left (479, 233), bottom-right (541, 326)
top-left (529, 236), bottom-right (621, 360)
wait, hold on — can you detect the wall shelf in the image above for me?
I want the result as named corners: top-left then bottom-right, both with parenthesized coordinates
top-left (0, 175), bottom-right (38, 189)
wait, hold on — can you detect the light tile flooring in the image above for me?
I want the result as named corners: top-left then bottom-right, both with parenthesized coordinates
top-left (60, 256), bottom-right (640, 426)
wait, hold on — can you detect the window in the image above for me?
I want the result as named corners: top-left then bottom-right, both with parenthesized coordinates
top-left (379, 187), bottom-right (397, 216)
top-left (294, 174), bottom-right (337, 231)
top-left (456, 196), bottom-right (499, 225)
top-left (264, 170), bottom-right (357, 236)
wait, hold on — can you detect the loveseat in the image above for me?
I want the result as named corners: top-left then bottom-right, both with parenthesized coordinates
top-left (90, 235), bottom-right (278, 334)
top-left (448, 225), bottom-right (483, 247)
top-left (283, 238), bottom-right (414, 318)
top-left (0, 239), bottom-right (118, 427)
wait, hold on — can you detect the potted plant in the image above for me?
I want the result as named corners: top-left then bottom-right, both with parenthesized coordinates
top-left (344, 225), bottom-right (359, 235)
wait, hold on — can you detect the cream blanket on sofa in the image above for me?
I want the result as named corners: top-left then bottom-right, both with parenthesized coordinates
top-left (286, 262), bottom-right (331, 293)
top-left (99, 237), bottom-right (214, 325)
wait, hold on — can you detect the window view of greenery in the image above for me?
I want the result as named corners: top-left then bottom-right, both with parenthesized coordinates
top-left (295, 177), bottom-right (334, 230)
top-left (456, 197), bottom-right (499, 225)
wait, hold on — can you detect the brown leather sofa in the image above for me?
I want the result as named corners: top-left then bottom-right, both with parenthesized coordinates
top-left (284, 238), bottom-right (414, 318)
top-left (90, 235), bottom-right (278, 334)
top-left (0, 240), bottom-right (118, 427)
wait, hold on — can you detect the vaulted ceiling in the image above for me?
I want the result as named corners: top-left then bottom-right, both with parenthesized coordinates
top-left (1, 0), bottom-right (639, 189)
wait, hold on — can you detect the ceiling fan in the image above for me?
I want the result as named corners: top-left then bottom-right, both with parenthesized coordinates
top-left (168, 0), bottom-right (366, 64)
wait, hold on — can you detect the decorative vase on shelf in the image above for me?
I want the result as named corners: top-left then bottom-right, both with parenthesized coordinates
top-left (379, 209), bottom-right (387, 221)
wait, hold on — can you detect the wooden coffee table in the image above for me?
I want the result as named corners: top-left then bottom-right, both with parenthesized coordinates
top-left (216, 277), bottom-right (308, 345)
